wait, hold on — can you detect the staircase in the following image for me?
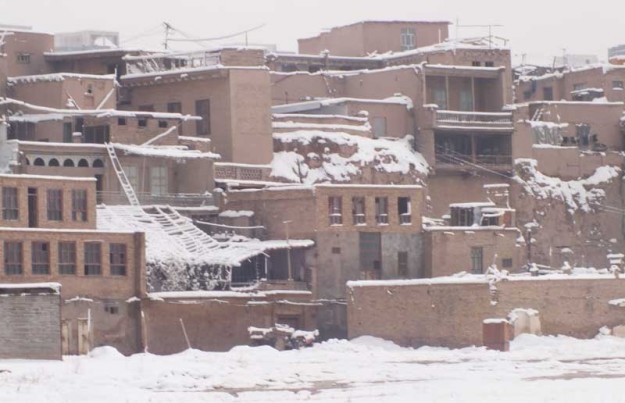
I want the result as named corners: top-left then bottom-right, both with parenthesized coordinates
top-left (105, 143), bottom-right (140, 206)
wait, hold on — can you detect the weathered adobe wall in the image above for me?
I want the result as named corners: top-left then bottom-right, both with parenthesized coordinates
top-left (510, 166), bottom-right (624, 269)
top-left (0, 293), bottom-right (61, 360)
top-left (347, 278), bottom-right (625, 348)
top-left (142, 294), bottom-right (317, 354)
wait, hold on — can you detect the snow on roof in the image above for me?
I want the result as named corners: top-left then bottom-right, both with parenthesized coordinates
top-left (449, 201), bottom-right (495, 208)
top-left (273, 113), bottom-right (369, 122)
top-left (44, 48), bottom-right (143, 58)
top-left (0, 173), bottom-right (96, 182)
top-left (218, 210), bottom-right (254, 218)
top-left (120, 65), bottom-right (268, 81)
top-left (112, 143), bottom-right (220, 160)
top-left (514, 159), bottom-right (622, 214)
top-left (273, 120), bottom-right (371, 133)
top-left (271, 96), bottom-right (414, 114)
top-left (0, 282), bottom-right (61, 293)
top-left (348, 269), bottom-right (625, 288)
top-left (7, 113), bottom-right (67, 123)
top-left (96, 205), bottom-right (313, 269)
top-left (271, 131), bottom-right (428, 184)
top-left (148, 289), bottom-right (312, 300)
top-left (8, 73), bottom-right (115, 84)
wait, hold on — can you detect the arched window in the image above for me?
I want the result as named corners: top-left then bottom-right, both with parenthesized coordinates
top-left (48, 158), bottom-right (60, 167)
top-left (34, 158), bottom-right (45, 166)
top-left (63, 159), bottom-right (75, 167)
top-left (78, 159), bottom-right (89, 167)
top-left (92, 159), bottom-right (104, 168)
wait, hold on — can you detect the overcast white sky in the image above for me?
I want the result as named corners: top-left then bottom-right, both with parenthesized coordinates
top-left (0, 0), bottom-right (623, 65)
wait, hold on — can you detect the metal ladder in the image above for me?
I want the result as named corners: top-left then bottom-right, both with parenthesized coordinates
top-left (105, 143), bottom-right (140, 206)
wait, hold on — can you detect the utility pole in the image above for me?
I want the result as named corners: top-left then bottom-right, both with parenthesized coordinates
top-left (163, 22), bottom-right (172, 50)
top-left (283, 220), bottom-right (293, 281)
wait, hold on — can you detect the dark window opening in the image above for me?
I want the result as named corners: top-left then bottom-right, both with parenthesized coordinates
top-left (48, 158), bottom-right (60, 167)
top-left (485, 61), bottom-right (495, 67)
top-left (328, 196), bottom-right (343, 225)
top-left (83, 125), bottom-right (110, 144)
top-left (158, 120), bottom-right (168, 128)
top-left (63, 122), bottom-right (73, 143)
top-left (63, 159), bottom-right (75, 167)
top-left (77, 159), bottom-right (89, 167)
top-left (72, 189), bottom-right (87, 222)
top-left (2, 187), bottom-right (18, 220)
top-left (502, 258), bottom-right (513, 268)
top-left (117, 117), bottom-right (127, 126)
top-left (31, 241), bottom-right (50, 275)
top-left (109, 243), bottom-right (127, 276)
top-left (352, 196), bottom-right (366, 225)
top-left (46, 189), bottom-right (63, 221)
top-left (4, 241), bottom-right (23, 275)
top-left (375, 197), bottom-right (388, 224)
top-left (471, 247), bottom-right (484, 274)
top-left (331, 247), bottom-right (341, 254)
top-left (543, 86), bottom-right (553, 100)
top-left (195, 99), bottom-right (211, 135)
top-left (398, 197), bottom-right (411, 224)
top-left (398, 251), bottom-right (408, 277)
top-left (58, 242), bottom-right (76, 275)
top-left (84, 242), bottom-right (102, 275)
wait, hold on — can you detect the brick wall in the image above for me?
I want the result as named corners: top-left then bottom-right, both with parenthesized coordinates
top-left (142, 292), bottom-right (317, 354)
top-left (0, 292), bottom-right (61, 360)
top-left (347, 277), bottom-right (625, 348)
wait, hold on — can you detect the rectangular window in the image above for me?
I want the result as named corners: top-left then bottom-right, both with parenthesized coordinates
top-left (375, 197), bottom-right (388, 225)
top-left (16, 53), bottom-right (31, 64)
top-left (117, 117), bottom-right (127, 126)
top-left (63, 122), bottom-right (73, 143)
top-left (451, 207), bottom-right (475, 226)
top-left (485, 61), bottom-right (495, 67)
top-left (167, 102), bottom-right (183, 135)
top-left (352, 196), bottom-right (366, 225)
top-left (47, 189), bottom-right (63, 221)
top-left (31, 241), bottom-right (50, 275)
top-left (4, 241), bottom-right (23, 275)
top-left (471, 247), bottom-right (484, 274)
top-left (109, 243), bottom-right (127, 276)
top-left (195, 99), bottom-right (211, 135)
top-left (150, 166), bottom-right (168, 196)
top-left (158, 120), bottom-right (168, 128)
top-left (83, 125), bottom-right (110, 144)
top-left (58, 242), bottom-right (76, 275)
top-left (573, 83), bottom-right (585, 91)
top-left (613, 80), bottom-right (624, 89)
top-left (400, 27), bottom-right (416, 51)
top-left (543, 86), bottom-right (553, 101)
top-left (372, 117), bottom-right (386, 138)
top-left (398, 251), bottom-right (408, 277)
top-left (71, 189), bottom-right (87, 222)
top-left (125, 166), bottom-right (139, 192)
top-left (2, 187), bottom-right (18, 220)
top-left (331, 247), bottom-right (341, 254)
top-left (84, 242), bottom-right (101, 275)
top-left (398, 197), bottom-right (411, 225)
top-left (328, 196), bottom-right (343, 225)
top-left (502, 258), bottom-right (513, 268)
top-left (472, 61), bottom-right (482, 67)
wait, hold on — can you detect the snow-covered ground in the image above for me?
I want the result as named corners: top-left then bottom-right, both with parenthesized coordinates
top-left (3, 334), bottom-right (625, 402)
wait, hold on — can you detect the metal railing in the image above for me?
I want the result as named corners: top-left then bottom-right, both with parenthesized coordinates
top-left (97, 191), bottom-right (217, 207)
top-left (435, 110), bottom-right (514, 128)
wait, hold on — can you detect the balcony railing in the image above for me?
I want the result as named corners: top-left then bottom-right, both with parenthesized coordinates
top-left (97, 191), bottom-right (218, 207)
top-left (435, 153), bottom-right (512, 169)
top-left (214, 163), bottom-right (272, 182)
top-left (435, 110), bottom-right (514, 129)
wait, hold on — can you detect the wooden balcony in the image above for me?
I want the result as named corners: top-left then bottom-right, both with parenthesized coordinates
top-left (435, 110), bottom-right (514, 131)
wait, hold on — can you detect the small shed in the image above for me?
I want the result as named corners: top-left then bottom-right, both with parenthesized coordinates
top-left (0, 282), bottom-right (62, 360)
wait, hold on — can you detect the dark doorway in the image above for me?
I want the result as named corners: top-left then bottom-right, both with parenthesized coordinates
top-left (27, 187), bottom-right (38, 228)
